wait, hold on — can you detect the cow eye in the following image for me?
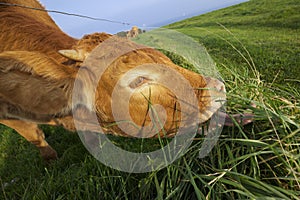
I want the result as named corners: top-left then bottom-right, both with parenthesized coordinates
top-left (129, 76), bottom-right (151, 89)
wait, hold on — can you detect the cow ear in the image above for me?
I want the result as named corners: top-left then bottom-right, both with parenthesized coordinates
top-left (58, 49), bottom-right (88, 62)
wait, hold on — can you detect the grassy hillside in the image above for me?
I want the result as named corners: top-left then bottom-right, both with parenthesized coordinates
top-left (166, 0), bottom-right (300, 89)
top-left (0, 0), bottom-right (299, 199)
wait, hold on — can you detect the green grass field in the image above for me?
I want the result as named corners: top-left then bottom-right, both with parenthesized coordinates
top-left (1, 0), bottom-right (299, 199)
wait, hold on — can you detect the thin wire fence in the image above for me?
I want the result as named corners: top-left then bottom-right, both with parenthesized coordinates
top-left (0, 2), bottom-right (131, 25)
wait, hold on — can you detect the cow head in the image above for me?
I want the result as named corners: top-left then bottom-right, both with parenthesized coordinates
top-left (59, 33), bottom-right (226, 138)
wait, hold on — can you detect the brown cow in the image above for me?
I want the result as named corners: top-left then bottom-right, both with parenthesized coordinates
top-left (0, 0), bottom-right (226, 161)
top-left (126, 26), bottom-right (140, 38)
top-left (0, 0), bottom-right (77, 63)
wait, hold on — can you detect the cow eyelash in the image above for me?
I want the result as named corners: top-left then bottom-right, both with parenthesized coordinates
top-left (129, 76), bottom-right (151, 89)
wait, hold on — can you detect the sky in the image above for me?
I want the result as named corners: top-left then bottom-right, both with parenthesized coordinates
top-left (40, 0), bottom-right (248, 38)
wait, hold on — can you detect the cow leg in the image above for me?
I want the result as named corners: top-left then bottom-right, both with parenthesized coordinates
top-left (0, 119), bottom-right (57, 161)
top-left (47, 116), bottom-right (76, 132)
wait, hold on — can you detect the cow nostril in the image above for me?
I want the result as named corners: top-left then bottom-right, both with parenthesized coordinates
top-left (212, 80), bottom-right (226, 93)
top-left (219, 84), bottom-right (226, 93)
top-left (219, 85), bottom-right (225, 92)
